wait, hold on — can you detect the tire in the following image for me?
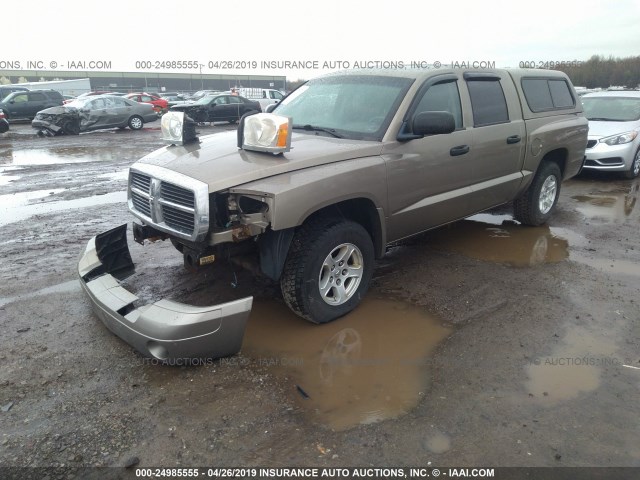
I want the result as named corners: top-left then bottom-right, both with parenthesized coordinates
top-left (514, 161), bottom-right (562, 226)
top-left (128, 115), bottom-right (144, 130)
top-left (280, 217), bottom-right (374, 324)
top-left (62, 119), bottom-right (80, 135)
top-left (622, 148), bottom-right (640, 179)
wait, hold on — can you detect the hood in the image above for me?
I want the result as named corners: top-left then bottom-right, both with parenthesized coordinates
top-left (36, 106), bottom-right (78, 116)
top-left (135, 131), bottom-right (383, 193)
top-left (587, 120), bottom-right (640, 138)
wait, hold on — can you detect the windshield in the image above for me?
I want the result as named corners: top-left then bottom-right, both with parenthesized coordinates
top-left (275, 75), bottom-right (413, 140)
top-left (581, 97), bottom-right (640, 122)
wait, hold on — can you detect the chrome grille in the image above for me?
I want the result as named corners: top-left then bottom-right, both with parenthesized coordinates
top-left (131, 171), bottom-right (151, 192)
top-left (160, 182), bottom-right (195, 208)
top-left (131, 191), bottom-right (151, 217)
top-left (128, 165), bottom-right (209, 242)
top-left (162, 205), bottom-right (195, 233)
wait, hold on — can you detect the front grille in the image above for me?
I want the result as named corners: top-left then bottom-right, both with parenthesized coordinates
top-left (131, 171), bottom-right (151, 192)
top-left (160, 182), bottom-right (195, 208)
top-left (128, 168), bottom-right (206, 241)
top-left (586, 140), bottom-right (597, 149)
top-left (162, 205), bottom-right (195, 234)
top-left (131, 191), bottom-right (151, 217)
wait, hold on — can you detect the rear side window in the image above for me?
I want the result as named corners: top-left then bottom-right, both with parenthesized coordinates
top-left (30, 93), bottom-right (46, 101)
top-left (467, 79), bottom-right (509, 126)
top-left (522, 78), bottom-right (575, 112)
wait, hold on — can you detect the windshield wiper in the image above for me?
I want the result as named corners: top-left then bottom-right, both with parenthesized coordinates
top-left (293, 124), bottom-right (343, 138)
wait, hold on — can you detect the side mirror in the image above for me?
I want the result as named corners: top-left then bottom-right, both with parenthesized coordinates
top-left (413, 111), bottom-right (456, 136)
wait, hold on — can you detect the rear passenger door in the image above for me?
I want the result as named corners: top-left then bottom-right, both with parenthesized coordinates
top-left (463, 72), bottom-right (526, 208)
top-left (27, 92), bottom-right (49, 118)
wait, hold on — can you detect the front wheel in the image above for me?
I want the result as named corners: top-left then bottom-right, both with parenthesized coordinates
top-left (623, 148), bottom-right (640, 179)
top-left (280, 218), bottom-right (374, 324)
top-left (514, 161), bottom-right (562, 226)
top-left (128, 115), bottom-right (144, 130)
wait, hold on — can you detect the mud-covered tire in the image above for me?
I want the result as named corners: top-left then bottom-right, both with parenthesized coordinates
top-left (622, 147), bottom-right (640, 179)
top-left (128, 115), bottom-right (144, 130)
top-left (62, 119), bottom-right (80, 135)
top-left (514, 161), bottom-right (562, 226)
top-left (280, 217), bottom-right (374, 324)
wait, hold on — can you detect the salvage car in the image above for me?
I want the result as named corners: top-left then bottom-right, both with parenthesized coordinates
top-left (581, 91), bottom-right (640, 179)
top-left (32, 95), bottom-right (158, 135)
top-left (0, 89), bottom-right (64, 120)
top-left (78, 69), bottom-right (588, 361)
top-left (169, 93), bottom-right (261, 123)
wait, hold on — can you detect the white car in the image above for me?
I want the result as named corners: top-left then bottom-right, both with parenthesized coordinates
top-left (581, 91), bottom-right (640, 179)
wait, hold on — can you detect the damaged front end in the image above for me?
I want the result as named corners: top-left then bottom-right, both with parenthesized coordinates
top-left (78, 224), bottom-right (252, 361)
top-left (32, 109), bottom-right (81, 136)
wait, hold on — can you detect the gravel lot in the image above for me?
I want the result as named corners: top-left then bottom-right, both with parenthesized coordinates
top-left (0, 121), bottom-right (638, 478)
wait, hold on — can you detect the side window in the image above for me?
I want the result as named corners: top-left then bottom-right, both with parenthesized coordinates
top-left (141, 95), bottom-right (152, 102)
top-left (522, 78), bottom-right (575, 112)
top-left (213, 96), bottom-right (228, 105)
top-left (29, 93), bottom-right (46, 101)
top-left (548, 80), bottom-right (574, 108)
top-left (113, 97), bottom-right (127, 107)
top-left (228, 96), bottom-right (242, 104)
top-left (13, 93), bottom-right (28, 103)
top-left (467, 79), bottom-right (509, 126)
top-left (272, 91), bottom-right (284, 100)
top-left (413, 81), bottom-right (463, 129)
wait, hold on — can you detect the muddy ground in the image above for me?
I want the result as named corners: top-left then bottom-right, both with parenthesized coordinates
top-left (0, 122), bottom-right (638, 477)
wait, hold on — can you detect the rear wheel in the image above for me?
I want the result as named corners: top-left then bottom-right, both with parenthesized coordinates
top-left (514, 162), bottom-right (562, 226)
top-left (281, 217), bottom-right (374, 324)
top-left (623, 148), bottom-right (640, 179)
top-left (128, 115), bottom-right (144, 130)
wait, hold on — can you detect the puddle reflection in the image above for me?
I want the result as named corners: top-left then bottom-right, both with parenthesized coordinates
top-left (242, 297), bottom-right (451, 430)
top-left (0, 147), bottom-right (118, 166)
top-left (572, 180), bottom-right (638, 223)
top-left (428, 215), bottom-right (569, 266)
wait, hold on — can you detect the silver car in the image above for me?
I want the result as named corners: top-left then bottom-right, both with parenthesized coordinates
top-left (581, 91), bottom-right (640, 178)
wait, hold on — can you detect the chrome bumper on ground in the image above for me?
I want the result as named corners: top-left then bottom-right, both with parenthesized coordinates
top-left (78, 224), bottom-right (252, 361)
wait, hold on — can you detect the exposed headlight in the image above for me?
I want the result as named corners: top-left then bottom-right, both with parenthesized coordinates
top-left (238, 113), bottom-right (292, 154)
top-left (161, 111), bottom-right (197, 145)
top-left (602, 131), bottom-right (638, 146)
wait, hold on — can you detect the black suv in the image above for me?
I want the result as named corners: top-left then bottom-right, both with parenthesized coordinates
top-left (0, 90), bottom-right (64, 120)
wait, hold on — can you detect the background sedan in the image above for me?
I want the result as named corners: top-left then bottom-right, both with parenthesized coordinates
top-left (32, 95), bottom-right (158, 135)
top-left (170, 94), bottom-right (260, 123)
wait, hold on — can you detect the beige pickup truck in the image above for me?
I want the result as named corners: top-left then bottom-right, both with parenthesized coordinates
top-left (78, 68), bottom-right (588, 361)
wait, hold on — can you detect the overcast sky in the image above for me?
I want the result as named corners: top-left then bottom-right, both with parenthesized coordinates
top-left (4, 0), bottom-right (640, 80)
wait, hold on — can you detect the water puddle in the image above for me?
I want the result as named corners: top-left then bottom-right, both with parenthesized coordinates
top-left (0, 280), bottom-right (80, 308)
top-left (0, 189), bottom-right (65, 207)
top-left (572, 181), bottom-right (639, 223)
top-left (428, 214), bottom-right (569, 266)
top-left (0, 191), bottom-right (126, 227)
top-left (0, 147), bottom-right (118, 166)
top-left (242, 297), bottom-right (452, 430)
top-left (570, 256), bottom-right (640, 277)
top-left (525, 326), bottom-right (618, 402)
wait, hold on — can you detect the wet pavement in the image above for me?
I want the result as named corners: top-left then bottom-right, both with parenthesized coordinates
top-left (0, 123), bottom-right (639, 472)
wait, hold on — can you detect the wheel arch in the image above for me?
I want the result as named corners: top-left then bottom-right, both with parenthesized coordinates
top-left (259, 197), bottom-right (385, 281)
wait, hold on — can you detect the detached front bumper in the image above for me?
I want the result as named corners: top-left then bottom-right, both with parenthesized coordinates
top-left (78, 224), bottom-right (252, 361)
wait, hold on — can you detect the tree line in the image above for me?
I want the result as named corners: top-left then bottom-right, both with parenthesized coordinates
top-left (555, 55), bottom-right (640, 89)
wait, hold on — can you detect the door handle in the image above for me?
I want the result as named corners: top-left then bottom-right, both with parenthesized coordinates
top-left (507, 135), bottom-right (521, 144)
top-left (450, 145), bottom-right (470, 156)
